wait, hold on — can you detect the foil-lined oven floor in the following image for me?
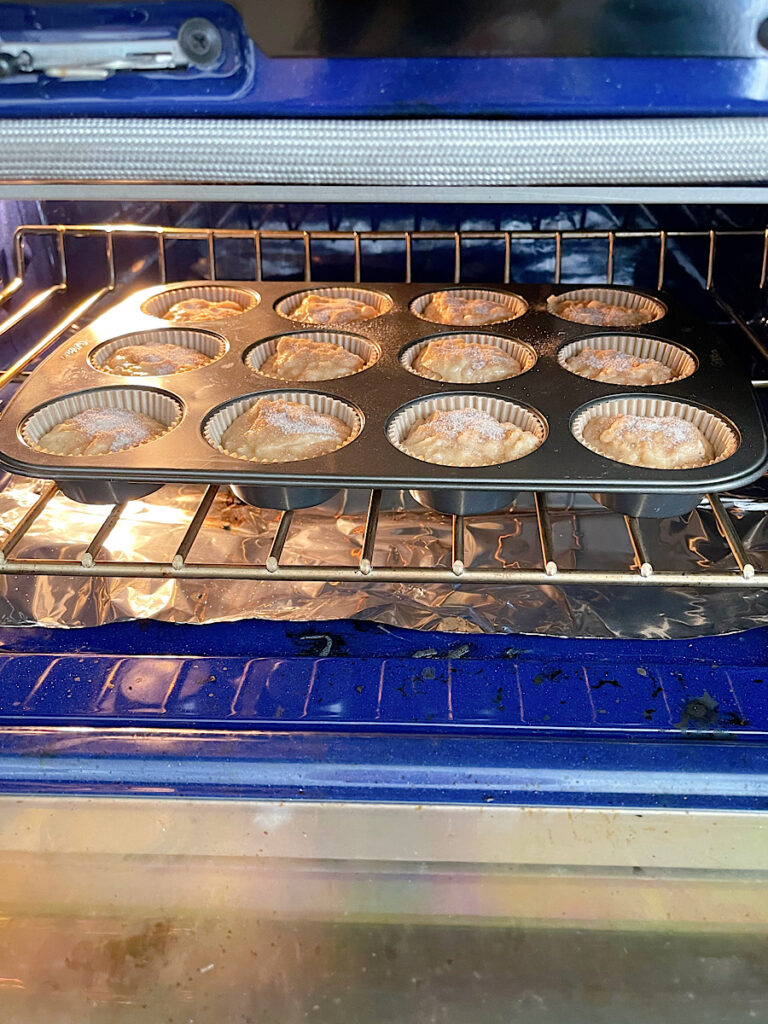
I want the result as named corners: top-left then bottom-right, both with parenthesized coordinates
top-left (0, 478), bottom-right (765, 638)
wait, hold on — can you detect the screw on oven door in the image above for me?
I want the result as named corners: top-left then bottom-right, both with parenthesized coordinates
top-left (0, 50), bottom-right (32, 76)
top-left (178, 18), bottom-right (223, 67)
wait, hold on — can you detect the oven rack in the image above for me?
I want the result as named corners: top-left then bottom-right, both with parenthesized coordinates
top-left (0, 221), bottom-right (765, 589)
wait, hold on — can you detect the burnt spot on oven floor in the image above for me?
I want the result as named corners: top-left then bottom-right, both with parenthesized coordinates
top-left (676, 692), bottom-right (720, 730)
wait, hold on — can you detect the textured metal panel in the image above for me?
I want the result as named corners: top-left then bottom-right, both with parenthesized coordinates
top-left (2, 118), bottom-right (768, 185)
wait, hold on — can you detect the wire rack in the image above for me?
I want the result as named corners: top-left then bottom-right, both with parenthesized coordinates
top-left (0, 221), bottom-right (766, 589)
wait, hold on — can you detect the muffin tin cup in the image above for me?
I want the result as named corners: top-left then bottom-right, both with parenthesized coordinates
top-left (0, 280), bottom-right (764, 517)
top-left (20, 387), bottom-right (183, 505)
top-left (572, 396), bottom-right (740, 518)
top-left (388, 393), bottom-right (547, 516)
top-left (90, 328), bottom-right (227, 376)
top-left (410, 287), bottom-right (527, 326)
top-left (557, 334), bottom-right (697, 386)
top-left (246, 330), bottom-right (379, 382)
top-left (547, 287), bottom-right (666, 325)
top-left (275, 286), bottom-right (391, 324)
top-left (142, 284), bottom-right (259, 321)
top-left (204, 390), bottom-right (363, 510)
top-left (400, 332), bottom-right (536, 383)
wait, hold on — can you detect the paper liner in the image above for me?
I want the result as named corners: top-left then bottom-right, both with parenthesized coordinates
top-left (21, 388), bottom-right (183, 456)
top-left (546, 287), bottom-right (665, 325)
top-left (400, 332), bottom-right (536, 383)
top-left (571, 396), bottom-right (739, 469)
top-left (246, 330), bottom-right (379, 381)
top-left (275, 286), bottom-right (391, 324)
top-left (90, 328), bottom-right (227, 376)
top-left (557, 334), bottom-right (696, 385)
top-left (141, 284), bottom-right (259, 321)
top-left (410, 288), bottom-right (527, 326)
top-left (204, 391), bottom-right (362, 465)
top-left (387, 393), bottom-right (547, 467)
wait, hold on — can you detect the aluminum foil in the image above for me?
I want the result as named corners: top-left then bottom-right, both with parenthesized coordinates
top-left (0, 476), bottom-right (766, 638)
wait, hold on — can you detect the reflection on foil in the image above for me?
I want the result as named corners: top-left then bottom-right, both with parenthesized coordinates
top-left (0, 477), bottom-right (766, 639)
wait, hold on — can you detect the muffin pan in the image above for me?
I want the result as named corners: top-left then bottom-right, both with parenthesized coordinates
top-left (0, 280), bottom-right (765, 517)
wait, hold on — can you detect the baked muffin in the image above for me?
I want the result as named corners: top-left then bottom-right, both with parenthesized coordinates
top-left (583, 414), bottom-right (714, 469)
top-left (220, 397), bottom-right (352, 463)
top-left (288, 293), bottom-right (379, 326)
top-left (420, 291), bottom-right (516, 326)
top-left (564, 347), bottom-right (674, 386)
top-left (259, 336), bottom-right (365, 381)
top-left (554, 299), bottom-right (654, 327)
top-left (102, 342), bottom-right (211, 376)
top-left (163, 297), bottom-right (245, 324)
top-left (412, 336), bottom-right (523, 383)
top-left (400, 406), bottom-right (540, 467)
top-left (36, 407), bottom-right (165, 456)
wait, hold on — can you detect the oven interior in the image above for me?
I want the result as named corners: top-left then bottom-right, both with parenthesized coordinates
top-left (0, 196), bottom-right (767, 1019)
top-left (0, 197), bottom-right (765, 793)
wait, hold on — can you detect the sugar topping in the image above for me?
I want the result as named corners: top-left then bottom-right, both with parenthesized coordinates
top-left (412, 336), bottom-right (524, 383)
top-left (104, 342), bottom-right (211, 376)
top-left (70, 408), bottom-right (161, 449)
top-left (419, 407), bottom-right (507, 440)
top-left (423, 338), bottom-right (512, 368)
top-left (218, 395), bottom-right (353, 463)
top-left (259, 336), bottom-right (365, 381)
top-left (580, 411), bottom-right (719, 470)
top-left (35, 405), bottom-right (166, 456)
top-left (253, 398), bottom-right (346, 436)
top-left (399, 402), bottom-right (541, 467)
top-left (601, 414), bottom-right (702, 447)
top-left (565, 346), bottom-right (674, 385)
top-left (571, 349), bottom-right (665, 373)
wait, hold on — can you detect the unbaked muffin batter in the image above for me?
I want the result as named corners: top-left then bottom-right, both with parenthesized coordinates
top-left (36, 407), bottom-right (165, 456)
top-left (400, 406), bottom-right (540, 467)
top-left (420, 292), bottom-right (516, 326)
top-left (259, 337), bottom-right (365, 381)
top-left (288, 294), bottom-right (379, 326)
top-left (412, 336), bottom-right (523, 383)
top-left (220, 397), bottom-right (352, 463)
top-left (583, 414), bottom-right (714, 469)
top-left (102, 342), bottom-right (211, 376)
top-left (553, 299), bottom-right (654, 327)
top-left (163, 297), bottom-right (245, 324)
top-left (565, 347), bottom-right (673, 386)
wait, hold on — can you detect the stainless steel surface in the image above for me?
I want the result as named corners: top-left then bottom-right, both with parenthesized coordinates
top-left (8, 184), bottom-right (768, 204)
top-left (1, 795), bottom-right (767, 870)
top-left (2, 118), bottom-right (768, 187)
top-left (1, 797), bottom-right (767, 1021)
top-left (0, 222), bottom-right (765, 612)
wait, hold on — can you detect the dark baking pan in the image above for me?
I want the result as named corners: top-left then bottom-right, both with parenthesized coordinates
top-left (0, 280), bottom-right (764, 520)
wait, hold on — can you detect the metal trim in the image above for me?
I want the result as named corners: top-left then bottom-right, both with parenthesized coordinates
top-left (0, 796), bottom-right (767, 871)
top-left (6, 185), bottom-right (768, 203)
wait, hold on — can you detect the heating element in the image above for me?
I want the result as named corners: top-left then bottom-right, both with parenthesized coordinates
top-left (0, 220), bottom-right (766, 590)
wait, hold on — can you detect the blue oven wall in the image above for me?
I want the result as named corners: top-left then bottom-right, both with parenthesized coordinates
top-left (2, 1), bottom-right (768, 117)
top-left (0, 198), bottom-right (766, 807)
